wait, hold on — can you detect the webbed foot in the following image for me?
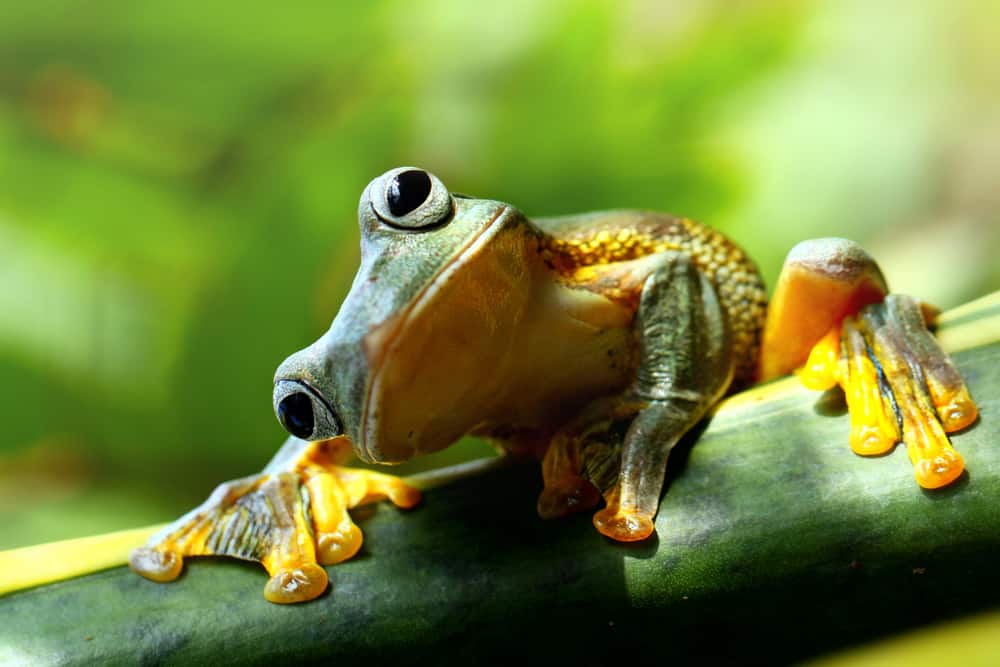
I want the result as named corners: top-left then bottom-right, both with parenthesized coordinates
top-left (129, 439), bottom-right (420, 603)
top-left (537, 429), bottom-right (606, 520)
top-left (800, 294), bottom-right (977, 488)
top-left (537, 477), bottom-right (603, 520)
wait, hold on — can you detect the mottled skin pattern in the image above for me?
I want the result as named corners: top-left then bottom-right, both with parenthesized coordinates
top-left (130, 167), bottom-right (977, 604)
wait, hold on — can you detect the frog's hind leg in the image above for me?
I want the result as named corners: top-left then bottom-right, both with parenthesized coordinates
top-left (129, 438), bottom-right (420, 603)
top-left (591, 253), bottom-right (734, 542)
top-left (761, 238), bottom-right (978, 488)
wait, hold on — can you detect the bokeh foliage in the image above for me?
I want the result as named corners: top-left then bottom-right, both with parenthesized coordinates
top-left (0, 0), bottom-right (997, 548)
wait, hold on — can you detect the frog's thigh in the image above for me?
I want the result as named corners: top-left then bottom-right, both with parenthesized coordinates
top-left (758, 238), bottom-right (887, 382)
top-left (592, 253), bottom-right (734, 542)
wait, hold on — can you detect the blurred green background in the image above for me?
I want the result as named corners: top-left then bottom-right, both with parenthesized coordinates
top-left (1, 0), bottom-right (998, 549)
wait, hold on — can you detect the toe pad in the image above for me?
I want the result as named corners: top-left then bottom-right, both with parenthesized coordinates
top-left (129, 547), bottom-right (183, 583)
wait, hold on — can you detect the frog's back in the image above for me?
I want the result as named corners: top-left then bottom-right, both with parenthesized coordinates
top-left (533, 210), bottom-right (768, 388)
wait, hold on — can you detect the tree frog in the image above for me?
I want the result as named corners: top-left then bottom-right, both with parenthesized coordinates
top-left (129, 167), bottom-right (978, 603)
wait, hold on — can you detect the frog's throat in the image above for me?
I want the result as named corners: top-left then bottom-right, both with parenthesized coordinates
top-left (357, 205), bottom-right (513, 464)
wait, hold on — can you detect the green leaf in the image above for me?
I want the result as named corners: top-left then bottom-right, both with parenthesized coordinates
top-left (2, 292), bottom-right (999, 666)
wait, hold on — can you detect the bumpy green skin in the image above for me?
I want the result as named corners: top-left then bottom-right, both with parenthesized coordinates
top-left (3, 336), bottom-right (997, 665)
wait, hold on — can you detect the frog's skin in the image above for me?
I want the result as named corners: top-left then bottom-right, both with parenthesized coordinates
top-left (130, 167), bottom-right (978, 603)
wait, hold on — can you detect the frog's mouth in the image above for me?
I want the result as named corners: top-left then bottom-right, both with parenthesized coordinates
top-left (356, 205), bottom-right (512, 464)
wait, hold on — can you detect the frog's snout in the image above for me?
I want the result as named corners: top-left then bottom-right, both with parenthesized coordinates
top-left (273, 379), bottom-right (342, 441)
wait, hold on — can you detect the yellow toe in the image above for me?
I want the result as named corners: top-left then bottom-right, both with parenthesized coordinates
top-left (263, 563), bottom-right (329, 604)
top-left (128, 547), bottom-right (183, 583)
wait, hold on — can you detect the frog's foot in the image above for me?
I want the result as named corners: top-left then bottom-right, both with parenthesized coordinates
top-left (592, 512), bottom-right (655, 542)
top-left (537, 430), bottom-right (604, 519)
top-left (800, 294), bottom-right (978, 488)
top-left (537, 477), bottom-right (602, 520)
top-left (592, 488), bottom-right (655, 542)
top-left (537, 401), bottom-right (631, 521)
top-left (129, 439), bottom-right (420, 603)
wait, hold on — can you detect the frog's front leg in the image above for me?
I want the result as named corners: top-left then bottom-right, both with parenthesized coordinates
top-left (760, 238), bottom-right (978, 488)
top-left (575, 254), bottom-right (735, 541)
top-left (129, 437), bottom-right (420, 603)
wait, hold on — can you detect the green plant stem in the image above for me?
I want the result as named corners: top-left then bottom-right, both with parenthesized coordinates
top-left (2, 292), bottom-right (999, 666)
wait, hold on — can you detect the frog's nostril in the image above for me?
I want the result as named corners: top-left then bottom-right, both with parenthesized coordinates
top-left (277, 392), bottom-right (315, 439)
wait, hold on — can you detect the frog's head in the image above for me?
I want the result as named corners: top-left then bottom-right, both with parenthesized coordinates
top-left (272, 167), bottom-right (537, 464)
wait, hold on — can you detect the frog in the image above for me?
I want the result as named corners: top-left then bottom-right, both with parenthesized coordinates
top-left (129, 167), bottom-right (978, 604)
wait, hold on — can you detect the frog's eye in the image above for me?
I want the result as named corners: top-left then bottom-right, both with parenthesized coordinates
top-left (369, 167), bottom-right (453, 230)
top-left (273, 380), bottom-right (342, 441)
top-left (387, 170), bottom-right (431, 216)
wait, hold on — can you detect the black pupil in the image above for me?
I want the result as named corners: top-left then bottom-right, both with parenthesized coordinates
top-left (387, 170), bottom-right (432, 217)
top-left (277, 392), bottom-right (314, 439)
